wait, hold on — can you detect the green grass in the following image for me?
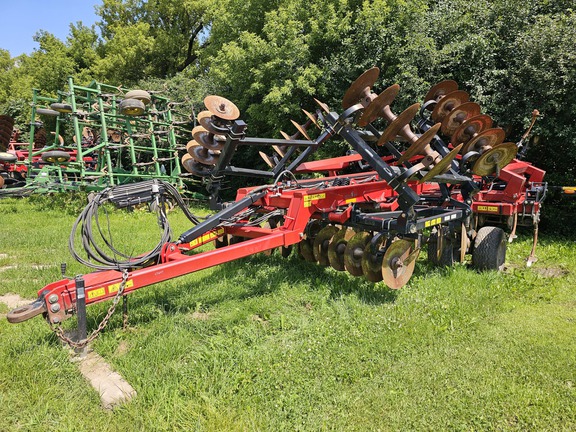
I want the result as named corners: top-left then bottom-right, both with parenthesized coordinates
top-left (1, 196), bottom-right (575, 431)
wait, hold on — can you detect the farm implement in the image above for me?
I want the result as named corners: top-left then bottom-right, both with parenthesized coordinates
top-left (6, 68), bottom-right (546, 347)
top-left (0, 78), bottom-right (197, 196)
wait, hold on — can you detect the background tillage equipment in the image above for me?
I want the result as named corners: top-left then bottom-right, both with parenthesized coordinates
top-left (0, 78), bottom-right (197, 195)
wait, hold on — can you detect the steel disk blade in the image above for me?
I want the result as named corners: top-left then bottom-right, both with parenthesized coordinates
top-left (344, 232), bottom-right (372, 276)
top-left (419, 143), bottom-right (463, 183)
top-left (197, 110), bottom-right (221, 134)
top-left (440, 102), bottom-right (481, 136)
top-left (342, 67), bottom-right (380, 109)
top-left (424, 80), bottom-right (459, 102)
top-left (382, 239), bottom-right (419, 289)
top-left (472, 142), bottom-right (518, 176)
top-left (357, 84), bottom-right (400, 127)
top-left (377, 103), bottom-right (420, 146)
top-left (461, 127), bottom-right (505, 154)
top-left (452, 115), bottom-right (494, 147)
top-left (430, 90), bottom-right (469, 122)
top-left (313, 225), bottom-right (340, 266)
top-left (328, 228), bottom-right (356, 271)
top-left (298, 238), bottom-right (316, 262)
top-left (192, 125), bottom-right (225, 151)
top-left (398, 123), bottom-right (441, 163)
top-left (362, 239), bottom-right (385, 282)
top-left (204, 95), bottom-right (240, 120)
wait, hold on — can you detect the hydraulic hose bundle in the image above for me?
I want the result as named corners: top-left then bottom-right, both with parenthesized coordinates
top-left (69, 180), bottom-right (200, 270)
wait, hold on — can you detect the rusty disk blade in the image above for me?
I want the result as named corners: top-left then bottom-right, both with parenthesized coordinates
top-left (451, 114), bottom-right (494, 147)
top-left (472, 142), bottom-right (517, 176)
top-left (382, 239), bottom-right (419, 289)
top-left (192, 125), bottom-right (225, 151)
top-left (186, 139), bottom-right (200, 154)
top-left (357, 84), bottom-right (401, 127)
top-left (377, 103), bottom-right (420, 146)
top-left (204, 95), bottom-right (240, 120)
top-left (430, 90), bottom-right (470, 122)
top-left (0, 176), bottom-right (4, 188)
top-left (440, 102), bottom-right (482, 136)
top-left (424, 80), bottom-right (459, 103)
top-left (344, 232), bottom-right (372, 277)
top-left (190, 145), bottom-right (219, 165)
top-left (419, 143), bottom-right (463, 183)
top-left (259, 151), bottom-right (275, 168)
top-left (298, 238), bottom-right (317, 262)
top-left (181, 153), bottom-right (212, 176)
top-left (290, 120), bottom-right (312, 141)
top-left (313, 98), bottom-right (330, 114)
top-left (272, 145), bottom-right (286, 158)
top-left (398, 123), bottom-right (442, 163)
top-left (342, 67), bottom-right (380, 109)
top-left (328, 228), bottom-right (356, 271)
top-left (313, 225), bottom-right (340, 266)
top-left (197, 110), bottom-right (221, 134)
top-left (302, 109), bottom-right (320, 129)
top-left (461, 127), bottom-right (505, 154)
top-left (362, 238), bottom-right (385, 282)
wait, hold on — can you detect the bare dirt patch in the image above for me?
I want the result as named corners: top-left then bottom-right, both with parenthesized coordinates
top-left (533, 267), bottom-right (569, 278)
top-left (0, 293), bottom-right (34, 309)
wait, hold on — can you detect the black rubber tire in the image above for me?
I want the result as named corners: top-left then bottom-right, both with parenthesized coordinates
top-left (35, 108), bottom-right (60, 116)
top-left (50, 102), bottom-right (73, 113)
top-left (125, 90), bottom-right (152, 105)
top-left (0, 151), bottom-right (17, 162)
top-left (41, 150), bottom-right (71, 163)
top-left (472, 226), bottom-right (507, 271)
top-left (119, 98), bottom-right (146, 116)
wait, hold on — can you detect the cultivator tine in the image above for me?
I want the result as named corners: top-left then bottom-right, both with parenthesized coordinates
top-left (272, 145), bottom-right (286, 157)
top-left (508, 213), bottom-right (518, 244)
top-left (526, 221), bottom-right (539, 267)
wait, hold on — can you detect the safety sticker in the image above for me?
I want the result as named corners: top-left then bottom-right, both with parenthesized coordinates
top-left (304, 193), bottom-right (326, 208)
top-left (108, 279), bottom-right (134, 294)
top-left (477, 205), bottom-right (499, 213)
top-left (425, 217), bottom-right (442, 227)
top-left (189, 228), bottom-right (225, 247)
top-left (87, 287), bottom-right (106, 300)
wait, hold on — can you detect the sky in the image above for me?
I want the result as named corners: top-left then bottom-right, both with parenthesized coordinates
top-left (0, 0), bottom-right (101, 57)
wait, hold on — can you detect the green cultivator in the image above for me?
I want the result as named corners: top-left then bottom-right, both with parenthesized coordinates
top-left (0, 78), bottom-right (197, 195)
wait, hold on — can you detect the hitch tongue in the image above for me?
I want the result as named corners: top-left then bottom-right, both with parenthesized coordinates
top-left (6, 296), bottom-right (47, 324)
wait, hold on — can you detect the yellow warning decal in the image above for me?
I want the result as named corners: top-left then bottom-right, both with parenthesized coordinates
top-left (303, 193), bottom-right (326, 208)
top-left (477, 205), bottom-right (499, 213)
top-left (87, 287), bottom-right (106, 300)
top-left (108, 279), bottom-right (134, 294)
top-left (189, 228), bottom-right (225, 247)
top-left (425, 217), bottom-right (442, 228)
top-left (345, 198), bottom-right (357, 204)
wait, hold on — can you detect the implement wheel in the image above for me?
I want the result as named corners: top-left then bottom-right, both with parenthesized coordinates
top-left (472, 226), bottom-right (506, 271)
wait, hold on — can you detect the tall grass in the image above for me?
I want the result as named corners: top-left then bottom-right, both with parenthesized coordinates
top-left (1, 197), bottom-right (575, 431)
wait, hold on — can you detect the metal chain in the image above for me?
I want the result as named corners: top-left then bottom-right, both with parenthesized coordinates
top-left (49, 270), bottom-right (129, 349)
